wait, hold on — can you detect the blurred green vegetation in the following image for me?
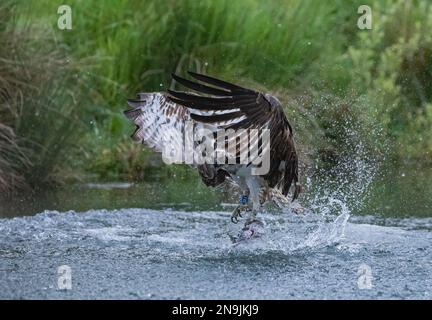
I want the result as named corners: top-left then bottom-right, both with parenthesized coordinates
top-left (1, 0), bottom-right (432, 194)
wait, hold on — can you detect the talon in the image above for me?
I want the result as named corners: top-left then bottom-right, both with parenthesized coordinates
top-left (230, 202), bottom-right (249, 224)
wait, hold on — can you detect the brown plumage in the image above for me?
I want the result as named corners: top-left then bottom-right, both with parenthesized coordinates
top-left (124, 72), bottom-right (301, 221)
top-left (168, 72), bottom-right (300, 200)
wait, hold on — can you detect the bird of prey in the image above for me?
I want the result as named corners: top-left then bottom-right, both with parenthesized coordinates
top-left (124, 72), bottom-right (301, 229)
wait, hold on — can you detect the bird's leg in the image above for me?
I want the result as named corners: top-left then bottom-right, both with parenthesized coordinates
top-left (230, 178), bottom-right (266, 242)
top-left (242, 177), bottom-right (263, 225)
top-left (231, 194), bottom-right (250, 223)
top-left (245, 209), bottom-right (258, 224)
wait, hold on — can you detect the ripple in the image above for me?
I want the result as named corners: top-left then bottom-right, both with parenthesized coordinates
top-left (0, 208), bottom-right (431, 299)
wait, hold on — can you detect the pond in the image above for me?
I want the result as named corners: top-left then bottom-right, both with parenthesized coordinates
top-left (0, 165), bottom-right (431, 299)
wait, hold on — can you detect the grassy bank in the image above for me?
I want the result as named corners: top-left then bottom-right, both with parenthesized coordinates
top-left (1, 0), bottom-right (432, 194)
top-left (0, 0), bottom-right (97, 193)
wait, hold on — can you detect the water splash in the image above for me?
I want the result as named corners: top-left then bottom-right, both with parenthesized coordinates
top-left (301, 200), bottom-right (350, 249)
top-left (256, 133), bottom-right (382, 252)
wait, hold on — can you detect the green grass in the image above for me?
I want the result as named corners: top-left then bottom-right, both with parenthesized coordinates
top-left (27, 0), bottom-right (358, 91)
top-left (1, 0), bottom-right (432, 193)
top-left (0, 0), bottom-right (94, 193)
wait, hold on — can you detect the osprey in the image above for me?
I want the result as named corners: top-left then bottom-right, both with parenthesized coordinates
top-left (124, 72), bottom-right (301, 227)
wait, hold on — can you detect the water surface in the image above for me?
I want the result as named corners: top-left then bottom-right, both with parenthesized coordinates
top-left (0, 207), bottom-right (431, 299)
top-left (0, 165), bottom-right (431, 299)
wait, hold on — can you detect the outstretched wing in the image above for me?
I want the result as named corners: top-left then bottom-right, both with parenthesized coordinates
top-left (168, 72), bottom-right (299, 199)
top-left (124, 91), bottom-right (229, 186)
top-left (123, 92), bottom-right (192, 162)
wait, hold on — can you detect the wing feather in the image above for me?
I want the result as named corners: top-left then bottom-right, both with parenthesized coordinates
top-left (123, 93), bottom-right (191, 156)
top-left (124, 72), bottom-right (300, 201)
top-left (169, 72), bottom-right (300, 200)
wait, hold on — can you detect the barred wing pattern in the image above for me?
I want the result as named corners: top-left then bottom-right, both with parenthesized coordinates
top-left (124, 72), bottom-right (300, 201)
top-left (168, 72), bottom-right (300, 200)
top-left (124, 92), bottom-right (194, 163)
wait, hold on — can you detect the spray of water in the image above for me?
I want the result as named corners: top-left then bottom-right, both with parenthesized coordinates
top-left (287, 127), bottom-right (380, 251)
top-left (229, 122), bottom-right (382, 252)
